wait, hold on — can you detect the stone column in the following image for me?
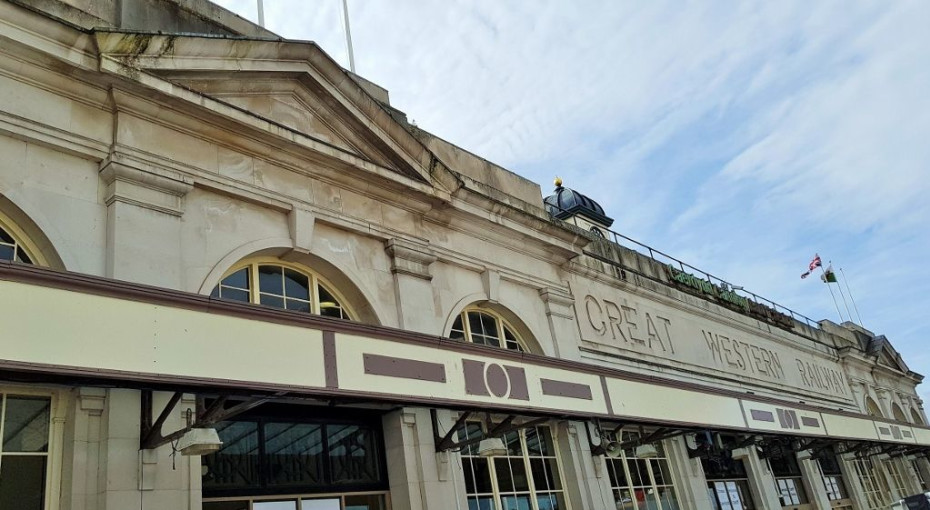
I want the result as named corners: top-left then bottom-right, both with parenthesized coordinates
top-left (665, 436), bottom-right (715, 510)
top-left (384, 239), bottom-right (437, 334)
top-left (731, 447), bottom-right (782, 510)
top-left (538, 288), bottom-right (578, 360)
top-left (558, 422), bottom-right (615, 510)
top-left (796, 450), bottom-right (831, 510)
top-left (381, 408), bottom-right (465, 510)
top-left (100, 153), bottom-right (192, 288)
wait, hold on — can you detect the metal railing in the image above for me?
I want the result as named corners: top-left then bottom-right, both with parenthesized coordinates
top-left (545, 203), bottom-right (822, 332)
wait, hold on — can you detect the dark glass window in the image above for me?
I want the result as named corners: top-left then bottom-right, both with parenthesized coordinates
top-left (0, 225), bottom-right (35, 264)
top-left (0, 395), bottom-right (51, 510)
top-left (202, 409), bottom-right (386, 498)
top-left (449, 309), bottom-right (525, 352)
top-left (210, 263), bottom-right (352, 320)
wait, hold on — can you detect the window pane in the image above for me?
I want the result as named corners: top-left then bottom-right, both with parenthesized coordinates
top-left (468, 497), bottom-right (494, 510)
top-left (472, 457), bottom-right (493, 493)
top-left (501, 495), bottom-right (531, 510)
top-left (264, 423), bottom-right (324, 487)
top-left (285, 299), bottom-right (310, 313)
top-left (202, 421), bottom-right (261, 490)
top-left (327, 424), bottom-right (381, 485)
top-left (259, 265), bottom-right (283, 294)
top-left (344, 494), bottom-right (386, 510)
top-left (282, 268), bottom-right (309, 299)
top-left (203, 503), bottom-right (249, 510)
top-left (531, 458), bottom-right (549, 491)
top-left (301, 500), bottom-right (339, 510)
top-left (0, 244), bottom-right (14, 261)
top-left (0, 228), bottom-right (13, 243)
top-left (222, 268), bottom-right (250, 290)
top-left (219, 287), bottom-right (250, 303)
top-left (450, 315), bottom-right (466, 340)
top-left (3, 396), bottom-right (50, 452)
top-left (545, 459), bottom-right (562, 490)
top-left (468, 312), bottom-right (485, 336)
top-left (0, 455), bottom-right (46, 510)
top-left (480, 313), bottom-right (499, 339)
top-left (260, 294), bottom-right (286, 309)
top-left (511, 458), bottom-right (530, 491)
top-left (253, 502), bottom-right (298, 510)
top-left (495, 457), bottom-right (515, 492)
top-left (318, 285), bottom-right (347, 319)
top-left (463, 458), bottom-right (477, 493)
top-left (15, 247), bottom-right (31, 264)
top-left (503, 430), bottom-right (522, 456)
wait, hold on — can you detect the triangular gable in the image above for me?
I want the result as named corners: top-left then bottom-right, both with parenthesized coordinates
top-left (93, 32), bottom-right (445, 186)
top-left (160, 73), bottom-right (374, 160)
top-left (880, 342), bottom-right (910, 373)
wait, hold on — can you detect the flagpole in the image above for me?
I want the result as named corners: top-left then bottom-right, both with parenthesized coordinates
top-left (827, 261), bottom-right (854, 323)
top-left (839, 267), bottom-right (864, 326)
top-left (341, 0), bottom-right (357, 73)
top-left (819, 262), bottom-right (845, 322)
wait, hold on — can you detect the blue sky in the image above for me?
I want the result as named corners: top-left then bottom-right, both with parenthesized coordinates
top-left (215, 1), bottom-right (930, 394)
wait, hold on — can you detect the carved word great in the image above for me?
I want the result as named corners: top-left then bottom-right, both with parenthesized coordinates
top-left (584, 295), bottom-right (676, 354)
top-left (703, 330), bottom-right (785, 380)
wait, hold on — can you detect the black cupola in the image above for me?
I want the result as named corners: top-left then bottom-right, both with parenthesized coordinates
top-left (543, 177), bottom-right (614, 229)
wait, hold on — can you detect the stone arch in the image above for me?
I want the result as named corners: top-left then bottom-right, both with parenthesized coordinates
top-left (911, 407), bottom-right (924, 425)
top-left (892, 403), bottom-right (908, 422)
top-left (199, 238), bottom-right (383, 326)
top-left (443, 293), bottom-right (546, 356)
top-left (865, 396), bottom-right (884, 418)
top-left (0, 193), bottom-right (69, 270)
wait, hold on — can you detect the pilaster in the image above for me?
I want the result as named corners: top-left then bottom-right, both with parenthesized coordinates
top-left (100, 153), bottom-right (192, 288)
top-left (731, 446), bottom-right (782, 510)
top-left (385, 238), bottom-right (437, 333)
top-left (797, 450), bottom-right (832, 510)
top-left (539, 287), bottom-right (578, 360)
top-left (381, 408), bottom-right (465, 510)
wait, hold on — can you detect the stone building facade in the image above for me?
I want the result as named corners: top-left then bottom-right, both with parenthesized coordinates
top-left (0, 1), bottom-right (927, 509)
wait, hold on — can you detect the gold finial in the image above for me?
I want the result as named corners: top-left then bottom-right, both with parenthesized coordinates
top-left (554, 176), bottom-right (563, 187)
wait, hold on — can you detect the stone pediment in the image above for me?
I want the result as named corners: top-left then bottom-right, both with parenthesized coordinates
top-left (93, 32), bottom-right (437, 184)
top-left (162, 73), bottom-right (398, 169)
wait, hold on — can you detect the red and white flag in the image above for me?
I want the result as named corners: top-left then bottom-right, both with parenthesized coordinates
top-left (801, 254), bottom-right (822, 279)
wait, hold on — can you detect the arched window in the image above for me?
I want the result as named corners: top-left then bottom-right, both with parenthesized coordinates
top-left (911, 408), bottom-right (924, 425)
top-left (210, 259), bottom-right (353, 320)
top-left (865, 397), bottom-right (883, 418)
top-left (892, 403), bottom-right (908, 423)
top-left (449, 308), bottom-right (526, 352)
top-left (0, 217), bottom-right (36, 264)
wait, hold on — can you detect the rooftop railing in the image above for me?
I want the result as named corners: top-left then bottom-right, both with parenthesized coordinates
top-left (546, 204), bottom-right (823, 332)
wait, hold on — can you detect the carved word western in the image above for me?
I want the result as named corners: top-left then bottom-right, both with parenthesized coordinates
top-left (703, 330), bottom-right (784, 380)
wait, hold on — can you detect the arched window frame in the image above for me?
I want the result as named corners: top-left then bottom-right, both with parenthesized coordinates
top-left (211, 257), bottom-right (356, 320)
top-left (449, 307), bottom-right (528, 353)
top-left (891, 403), bottom-right (908, 423)
top-left (0, 211), bottom-right (44, 266)
top-left (865, 396), bottom-right (884, 418)
top-left (911, 407), bottom-right (924, 425)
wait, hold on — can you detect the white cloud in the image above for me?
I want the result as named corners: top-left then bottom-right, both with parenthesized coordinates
top-left (214, 0), bottom-right (930, 395)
